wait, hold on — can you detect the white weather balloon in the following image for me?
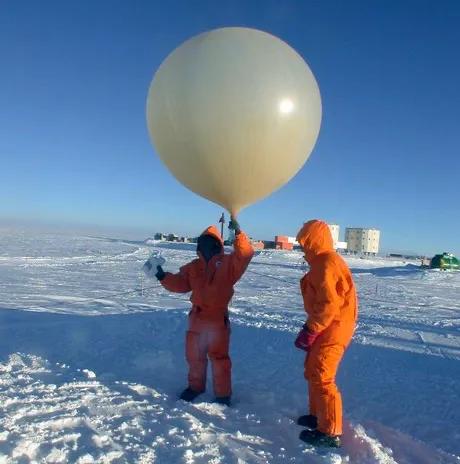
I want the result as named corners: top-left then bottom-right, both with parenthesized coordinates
top-left (146, 27), bottom-right (321, 215)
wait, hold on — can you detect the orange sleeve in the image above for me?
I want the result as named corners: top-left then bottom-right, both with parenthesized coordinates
top-left (161, 262), bottom-right (193, 293)
top-left (229, 231), bottom-right (254, 282)
top-left (306, 259), bottom-right (340, 333)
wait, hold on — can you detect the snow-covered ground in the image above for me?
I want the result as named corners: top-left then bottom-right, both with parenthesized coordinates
top-left (0, 228), bottom-right (459, 463)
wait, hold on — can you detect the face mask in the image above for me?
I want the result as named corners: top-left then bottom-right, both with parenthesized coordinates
top-left (197, 236), bottom-right (222, 262)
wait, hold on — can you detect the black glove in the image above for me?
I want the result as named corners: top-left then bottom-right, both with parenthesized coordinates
top-left (229, 216), bottom-right (241, 235)
top-left (155, 265), bottom-right (166, 281)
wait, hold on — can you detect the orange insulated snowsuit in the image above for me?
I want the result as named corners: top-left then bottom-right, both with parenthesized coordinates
top-left (161, 226), bottom-right (254, 397)
top-left (296, 220), bottom-right (358, 436)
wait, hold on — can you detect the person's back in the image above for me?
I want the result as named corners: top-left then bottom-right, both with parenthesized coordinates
top-left (302, 250), bottom-right (357, 345)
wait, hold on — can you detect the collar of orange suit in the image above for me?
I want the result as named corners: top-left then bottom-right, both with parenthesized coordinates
top-left (296, 220), bottom-right (334, 264)
top-left (197, 252), bottom-right (225, 269)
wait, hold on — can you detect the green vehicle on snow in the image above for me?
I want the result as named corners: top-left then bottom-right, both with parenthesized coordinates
top-left (430, 252), bottom-right (460, 270)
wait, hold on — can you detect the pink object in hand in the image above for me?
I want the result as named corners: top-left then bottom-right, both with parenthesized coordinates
top-left (295, 325), bottom-right (320, 351)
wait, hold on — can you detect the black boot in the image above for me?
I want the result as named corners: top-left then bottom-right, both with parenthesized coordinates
top-left (299, 429), bottom-right (341, 448)
top-left (297, 414), bottom-right (318, 429)
top-left (213, 396), bottom-right (231, 406)
top-left (179, 387), bottom-right (203, 402)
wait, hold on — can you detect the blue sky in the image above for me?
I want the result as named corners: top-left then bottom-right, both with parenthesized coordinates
top-left (1, 0), bottom-right (459, 255)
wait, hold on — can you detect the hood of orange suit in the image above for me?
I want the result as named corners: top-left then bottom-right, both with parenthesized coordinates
top-left (200, 225), bottom-right (224, 246)
top-left (296, 220), bottom-right (334, 262)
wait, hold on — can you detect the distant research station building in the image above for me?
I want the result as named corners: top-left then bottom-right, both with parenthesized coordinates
top-left (328, 224), bottom-right (340, 247)
top-left (345, 228), bottom-right (380, 255)
top-left (327, 224), bottom-right (348, 252)
top-left (152, 220), bottom-right (381, 257)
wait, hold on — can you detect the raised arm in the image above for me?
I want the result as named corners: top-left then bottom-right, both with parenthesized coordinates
top-left (228, 217), bottom-right (254, 282)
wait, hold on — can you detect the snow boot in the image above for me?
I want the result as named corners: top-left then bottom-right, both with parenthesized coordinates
top-left (213, 396), bottom-right (231, 406)
top-left (179, 387), bottom-right (203, 402)
top-left (297, 414), bottom-right (318, 429)
top-left (299, 429), bottom-right (341, 448)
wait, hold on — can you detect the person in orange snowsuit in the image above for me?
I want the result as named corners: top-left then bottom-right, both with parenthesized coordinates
top-left (155, 218), bottom-right (254, 406)
top-left (294, 220), bottom-right (358, 448)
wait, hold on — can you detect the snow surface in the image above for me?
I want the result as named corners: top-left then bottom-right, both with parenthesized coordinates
top-left (0, 228), bottom-right (459, 463)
